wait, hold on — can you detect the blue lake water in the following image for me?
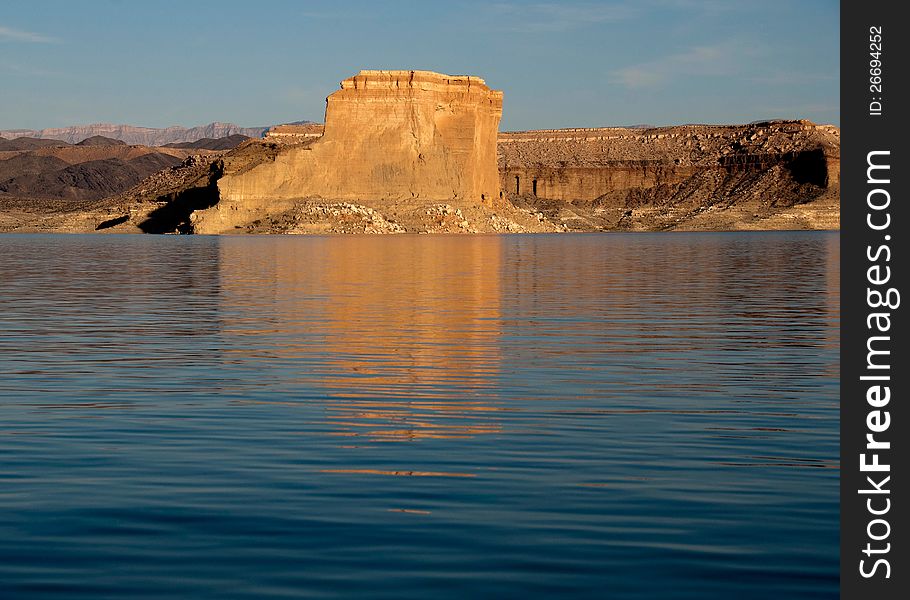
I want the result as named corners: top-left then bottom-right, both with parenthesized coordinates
top-left (0, 232), bottom-right (839, 598)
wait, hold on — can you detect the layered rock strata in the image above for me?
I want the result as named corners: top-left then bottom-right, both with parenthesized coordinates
top-left (196, 70), bottom-right (503, 233)
top-left (498, 120), bottom-right (840, 230)
top-left (265, 124), bottom-right (325, 139)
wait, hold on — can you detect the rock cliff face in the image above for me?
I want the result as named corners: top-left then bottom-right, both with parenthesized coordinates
top-left (197, 71), bottom-right (503, 233)
top-left (498, 120), bottom-right (840, 230)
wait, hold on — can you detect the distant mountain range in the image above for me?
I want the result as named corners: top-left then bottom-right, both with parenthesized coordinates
top-left (0, 122), bottom-right (271, 146)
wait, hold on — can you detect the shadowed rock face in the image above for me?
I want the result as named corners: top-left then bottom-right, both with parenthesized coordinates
top-left (497, 121), bottom-right (840, 230)
top-left (200, 70), bottom-right (503, 234)
top-left (497, 121), bottom-right (839, 202)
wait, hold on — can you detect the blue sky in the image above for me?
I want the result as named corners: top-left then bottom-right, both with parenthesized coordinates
top-left (1, 1), bottom-right (839, 131)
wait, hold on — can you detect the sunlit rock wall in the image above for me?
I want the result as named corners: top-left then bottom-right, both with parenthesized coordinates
top-left (208, 70), bottom-right (503, 232)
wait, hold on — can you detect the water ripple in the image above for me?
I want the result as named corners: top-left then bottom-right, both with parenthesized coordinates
top-left (0, 232), bottom-right (839, 599)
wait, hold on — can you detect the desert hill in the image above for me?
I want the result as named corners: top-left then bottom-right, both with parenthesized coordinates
top-left (0, 153), bottom-right (183, 202)
top-left (0, 137), bottom-right (72, 151)
top-left (76, 135), bottom-right (127, 147)
top-left (0, 140), bottom-right (231, 206)
top-left (0, 154), bottom-right (70, 182)
top-left (1, 158), bottom-right (175, 201)
top-left (163, 134), bottom-right (250, 150)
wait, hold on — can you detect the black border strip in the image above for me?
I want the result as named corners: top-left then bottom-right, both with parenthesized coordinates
top-left (841, 1), bottom-right (907, 598)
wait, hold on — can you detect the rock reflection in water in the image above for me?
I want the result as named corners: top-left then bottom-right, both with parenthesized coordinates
top-left (0, 232), bottom-right (840, 600)
top-left (217, 235), bottom-right (503, 442)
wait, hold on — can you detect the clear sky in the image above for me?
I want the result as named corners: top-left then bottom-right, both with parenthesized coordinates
top-left (1, 0), bottom-right (839, 131)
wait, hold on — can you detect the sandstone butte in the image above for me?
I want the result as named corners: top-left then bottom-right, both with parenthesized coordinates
top-left (0, 69), bottom-right (841, 234)
top-left (190, 70), bottom-right (504, 234)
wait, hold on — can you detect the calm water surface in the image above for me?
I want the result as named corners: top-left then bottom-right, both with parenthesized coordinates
top-left (0, 232), bottom-right (839, 599)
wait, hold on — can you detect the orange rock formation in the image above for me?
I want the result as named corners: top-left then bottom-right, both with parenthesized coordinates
top-left (197, 71), bottom-right (503, 233)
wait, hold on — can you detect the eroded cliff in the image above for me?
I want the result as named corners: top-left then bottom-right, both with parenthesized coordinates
top-left (192, 70), bottom-right (504, 233)
top-left (498, 120), bottom-right (840, 230)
